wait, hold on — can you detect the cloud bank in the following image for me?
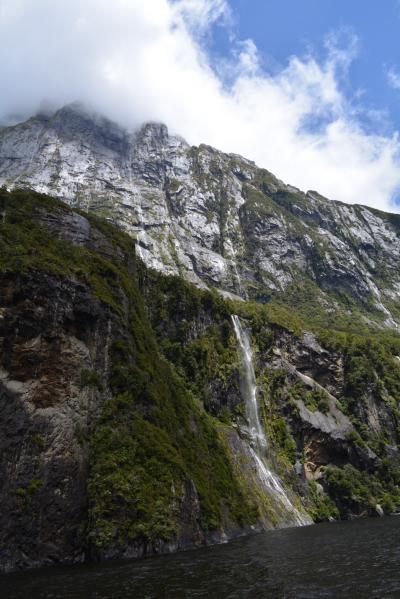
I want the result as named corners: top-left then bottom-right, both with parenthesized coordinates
top-left (1, 0), bottom-right (400, 211)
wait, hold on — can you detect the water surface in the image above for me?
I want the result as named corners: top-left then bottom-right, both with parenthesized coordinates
top-left (3, 517), bottom-right (400, 598)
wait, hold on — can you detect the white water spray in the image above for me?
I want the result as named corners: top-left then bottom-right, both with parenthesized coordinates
top-left (231, 315), bottom-right (266, 450)
top-left (231, 315), bottom-right (311, 526)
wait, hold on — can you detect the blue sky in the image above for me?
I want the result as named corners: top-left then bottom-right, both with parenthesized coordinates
top-left (1, 0), bottom-right (400, 211)
top-left (213, 0), bottom-right (400, 133)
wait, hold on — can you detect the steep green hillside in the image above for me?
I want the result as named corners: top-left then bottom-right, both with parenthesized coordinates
top-left (140, 268), bottom-right (400, 521)
top-left (1, 188), bottom-right (400, 571)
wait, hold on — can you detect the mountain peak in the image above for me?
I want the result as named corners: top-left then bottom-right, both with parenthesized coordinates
top-left (0, 107), bottom-right (399, 330)
top-left (137, 121), bottom-right (169, 140)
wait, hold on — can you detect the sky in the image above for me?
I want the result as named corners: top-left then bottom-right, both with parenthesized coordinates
top-left (1, 0), bottom-right (400, 212)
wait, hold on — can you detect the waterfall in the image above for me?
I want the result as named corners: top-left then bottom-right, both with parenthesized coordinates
top-left (231, 315), bottom-right (266, 451)
top-left (231, 315), bottom-right (311, 527)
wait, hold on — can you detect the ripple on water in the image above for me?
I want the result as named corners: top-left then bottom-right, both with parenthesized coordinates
top-left (2, 517), bottom-right (400, 599)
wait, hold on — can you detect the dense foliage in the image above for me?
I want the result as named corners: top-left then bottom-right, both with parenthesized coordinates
top-left (0, 188), bottom-right (258, 552)
top-left (2, 187), bottom-right (400, 549)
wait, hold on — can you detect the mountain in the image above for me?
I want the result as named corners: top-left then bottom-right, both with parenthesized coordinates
top-left (0, 189), bottom-right (311, 571)
top-left (1, 103), bottom-right (400, 333)
top-left (1, 107), bottom-right (400, 572)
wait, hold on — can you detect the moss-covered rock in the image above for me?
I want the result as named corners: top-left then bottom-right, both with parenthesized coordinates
top-left (1, 188), bottom-right (400, 572)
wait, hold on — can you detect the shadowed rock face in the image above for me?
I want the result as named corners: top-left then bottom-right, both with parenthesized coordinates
top-left (1, 104), bottom-right (400, 328)
top-left (0, 193), bottom-right (305, 572)
top-left (0, 271), bottom-right (114, 571)
top-left (1, 189), bottom-right (400, 572)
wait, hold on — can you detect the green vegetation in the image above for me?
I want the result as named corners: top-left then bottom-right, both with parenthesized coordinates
top-left (308, 480), bottom-right (340, 522)
top-left (89, 346), bottom-right (258, 548)
top-left (81, 369), bottom-right (104, 391)
top-left (256, 370), bottom-right (299, 468)
top-left (324, 464), bottom-right (400, 518)
top-left (0, 189), bottom-right (258, 551)
top-left (137, 267), bottom-right (241, 417)
top-left (138, 258), bottom-right (400, 519)
top-left (3, 187), bottom-right (400, 543)
top-left (0, 187), bottom-right (135, 316)
top-left (11, 478), bottom-right (43, 510)
top-left (288, 382), bottom-right (330, 414)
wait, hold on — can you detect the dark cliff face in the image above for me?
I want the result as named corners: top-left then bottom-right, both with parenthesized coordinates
top-left (1, 189), bottom-right (400, 572)
top-left (0, 189), bottom-right (265, 572)
top-left (0, 272), bottom-right (112, 570)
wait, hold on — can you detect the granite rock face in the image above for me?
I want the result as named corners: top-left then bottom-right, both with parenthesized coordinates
top-left (1, 104), bottom-right (400, 328)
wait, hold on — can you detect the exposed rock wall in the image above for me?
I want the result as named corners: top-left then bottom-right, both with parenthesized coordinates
top-left (1, 104), bottom-right (400, 329)
top-left (1, 187), bottom-right (400, 572)
top-left (0, 272), bottom-right (113, 571)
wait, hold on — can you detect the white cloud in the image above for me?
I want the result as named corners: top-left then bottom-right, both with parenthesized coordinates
top-left (387, 66), bottom-right (400, 90)
top-left (237, 39), bottom-right (260, 75)
top-left (172, 0), bottom-right (231, 32)
top-left (0, 0), bottom-right (399, 212)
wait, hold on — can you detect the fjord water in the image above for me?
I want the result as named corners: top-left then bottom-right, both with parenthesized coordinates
top-left (231, 315), bottom-right (310, 526)
top-left (3, 517), bottom-right (400, 598)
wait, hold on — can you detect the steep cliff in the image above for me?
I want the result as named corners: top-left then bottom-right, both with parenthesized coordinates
top-left (0, 189), bottom-right (301, 572)
top-left (1, 104), bottom-right (400, 332)
top-left (1, 188), bottom-right (400, 572)
top-left (140, 268), bottom-right (400, 522)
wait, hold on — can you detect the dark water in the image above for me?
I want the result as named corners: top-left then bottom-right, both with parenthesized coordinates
top-left (3, 517), bottom-right (400, 599)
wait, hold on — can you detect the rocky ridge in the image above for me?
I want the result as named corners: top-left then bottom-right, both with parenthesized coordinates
top-left (1, 104), bottom-right (400, 330)
top-left (1, 189), bottom-right (400, 572)
top-left (1, 104), bottom-right (400, 573)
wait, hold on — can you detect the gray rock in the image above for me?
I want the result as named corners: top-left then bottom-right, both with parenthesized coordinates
top-left (1, 104), bottom-right (400, 327)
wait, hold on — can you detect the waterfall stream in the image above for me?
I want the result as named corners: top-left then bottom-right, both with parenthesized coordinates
top-left (231, 315), bottom-right (311, 527)
top-left (231, 315), bottom-right (267, 451)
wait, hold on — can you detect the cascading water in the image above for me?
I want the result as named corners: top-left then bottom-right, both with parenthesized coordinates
top-left (231, 315), bottom-right (311, 527)
top-left (231, 315), bottom-right (266, 451)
